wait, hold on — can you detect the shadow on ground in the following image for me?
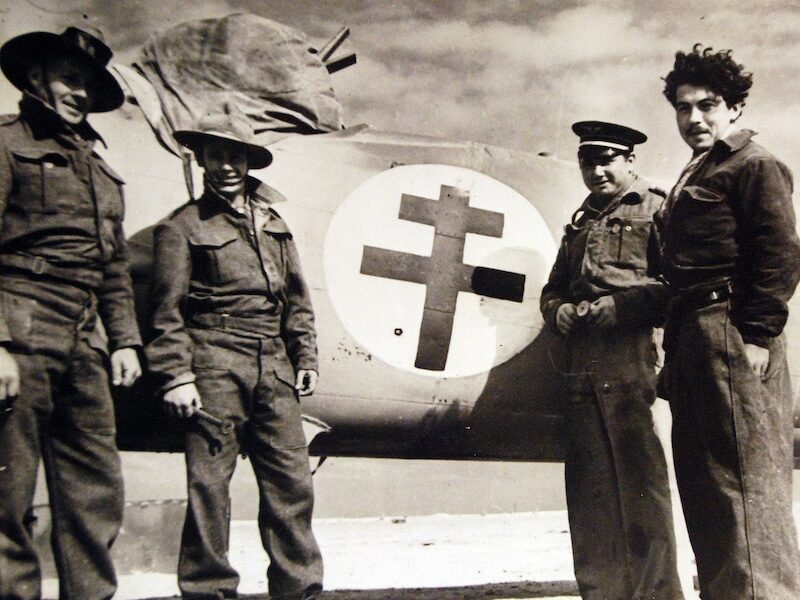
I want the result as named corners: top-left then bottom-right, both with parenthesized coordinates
top-left (143, 580), bottom-right (579, 599)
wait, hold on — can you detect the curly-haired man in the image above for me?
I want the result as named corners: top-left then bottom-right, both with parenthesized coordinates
top-left (660, 44), bottom-right (800, 599)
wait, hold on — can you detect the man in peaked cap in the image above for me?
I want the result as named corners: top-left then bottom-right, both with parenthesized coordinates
top-left (541, 121), bottom-right (684, 599)
top-left (146, 105), bottom-right (323, 600)
top-left (0, 23), bottom-right (142, 600)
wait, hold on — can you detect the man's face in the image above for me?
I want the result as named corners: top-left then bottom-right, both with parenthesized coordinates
top-left (674, 83), bottom-right (742, 153)
top-left (579, 149), bottom-right (635, 199)
top-left (29, 55), bottom-right (95, 125)
top-left (201, 140), bottom-right (249, 199)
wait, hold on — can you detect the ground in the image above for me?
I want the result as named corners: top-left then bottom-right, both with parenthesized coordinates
top-left (44, 512), bottom-right (582, 600)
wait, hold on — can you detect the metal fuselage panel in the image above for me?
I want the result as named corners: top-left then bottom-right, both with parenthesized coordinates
top-left (92, 108), bottom-right (800, 464)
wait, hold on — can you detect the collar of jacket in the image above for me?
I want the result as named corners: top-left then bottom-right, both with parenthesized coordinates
top-left (619, 175), bottom-right (653, 204)
top-left (573, 176), bottom-right (653, 227)
top-left (199, 175), bottom-right (289, 219)
top-left (248, 177), bottom-right (288, 207)
top-left (583, 174), bottom-right (650, 208)
top-left (18, 92), bottom-right (106, 148)
top-left (713, 127), bottom-right (757, 155)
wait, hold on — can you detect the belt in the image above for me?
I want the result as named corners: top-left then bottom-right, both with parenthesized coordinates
top-left (189, 312), bottom-right (281, 337)
top-left (668, 281), bottom-right (732, 318)
top-left (0, 254), bottom-right (101, 289)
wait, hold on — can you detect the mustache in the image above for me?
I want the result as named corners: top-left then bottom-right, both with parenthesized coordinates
top-left (686, 126), bottom-right (709, 136)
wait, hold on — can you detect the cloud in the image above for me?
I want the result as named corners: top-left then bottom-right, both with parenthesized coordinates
top-left (1, 0), bottom-right (798, 182)
top-left (332, 1), bottom-right (800, 180)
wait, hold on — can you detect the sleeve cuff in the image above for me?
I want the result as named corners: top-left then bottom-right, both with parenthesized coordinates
top-left (293, 356), bottom-right (319, 372)
top-left (542, 299), bottom-right (567, 332)
top-left (158, 371), bottom-right (196, 395)
top-left (108, 334), bottom-right (143, 353)
top-left (740, 332), bottom-right (771, 349)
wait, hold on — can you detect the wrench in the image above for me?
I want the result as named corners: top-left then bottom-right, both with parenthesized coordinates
top-left (195, 408), bottom-right (235, 435)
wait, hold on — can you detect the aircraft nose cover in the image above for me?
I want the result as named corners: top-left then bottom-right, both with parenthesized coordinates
top-left (133, 13), bottom-right (343, 145)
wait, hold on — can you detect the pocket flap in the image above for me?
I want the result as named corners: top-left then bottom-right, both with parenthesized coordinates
top-left (683, 185), bottom-right (724, 203)
top-left (262, 212), bottom-right (293, 238)
top-left (188, 231), bottom-right (239, 249)
top-left (11, 147), bottom-right (68, 166)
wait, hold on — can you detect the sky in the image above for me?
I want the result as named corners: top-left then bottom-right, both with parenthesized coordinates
top-left (0, 0), bottom-right (799, 183)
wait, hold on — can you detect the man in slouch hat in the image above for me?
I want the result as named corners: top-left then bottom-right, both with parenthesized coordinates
top-left (0, 23), bottom-right (142, 600)
top-left (147, 105), bottom-right (323, 600)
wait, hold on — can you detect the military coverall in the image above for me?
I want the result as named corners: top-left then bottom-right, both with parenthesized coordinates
top-left (146, 178), bottom-right (323, 600)
top-left (0, 96), bottom-right (141, 600)
top-left (541, 177), bottom-right (683, 600)
top-left (660, 129), bottom-right (800, 600)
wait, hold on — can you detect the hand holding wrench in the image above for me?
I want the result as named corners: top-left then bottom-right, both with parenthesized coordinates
top-left (195, 408), bottom-right (235, 435)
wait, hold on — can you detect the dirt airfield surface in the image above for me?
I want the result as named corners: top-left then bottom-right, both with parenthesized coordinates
top-left (44, 512), bottom-right (583, 600)
top-left (138, 583), bottom-right (579, 599)
top-left (42, 504), bottom-right (800, 599)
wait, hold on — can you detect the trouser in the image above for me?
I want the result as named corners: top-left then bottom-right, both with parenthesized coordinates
top-left (179, 328), bottom-right (323, 600)
top-left (564, 326), bottom-right (683, 600)
top-left (0, 281), bottom-right (124, 600)
top-left (664, 300), bottom-right (800, 599)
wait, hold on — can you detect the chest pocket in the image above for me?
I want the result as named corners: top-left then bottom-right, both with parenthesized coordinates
top-left (9, 148), bottom-right (82, 214)
top-left (188, 230), bottom-right (243, 286)
top-left (586, 216), bottom-right (651, 272)
top-left (677, 185), bottom-right (734, 242)
top-left (607, 217), bottom-right (651, 269)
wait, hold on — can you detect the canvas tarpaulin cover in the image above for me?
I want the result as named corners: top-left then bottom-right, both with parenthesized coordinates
top-left (132, 13), bottom-right (344, 149)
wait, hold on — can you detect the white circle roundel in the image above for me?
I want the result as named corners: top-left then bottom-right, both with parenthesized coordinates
top-left (323, 164), bottom-right (556, 378)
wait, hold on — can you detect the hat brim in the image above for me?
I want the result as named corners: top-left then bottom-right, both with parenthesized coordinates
top-left (174, 130), bottom-right (274, 170)
top-left (0, 32), bottom-right (124, 112)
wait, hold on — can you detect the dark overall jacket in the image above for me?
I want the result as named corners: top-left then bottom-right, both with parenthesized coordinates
top-left (541, 176), bottom-right (666, 333)
top-left (146, 177), bottom-right (317, 393)
top-left (661, 128), bottom-right (800, 347)
top-left (0, 95), bottom-right (140, 351)
top-left (660, 129), bottom-right (800, 600)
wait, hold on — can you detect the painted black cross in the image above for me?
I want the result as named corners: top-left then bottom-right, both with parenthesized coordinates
top-left (360, 185), bottom-right (526, 371)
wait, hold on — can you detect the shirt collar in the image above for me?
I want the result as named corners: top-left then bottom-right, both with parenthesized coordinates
top-left (573, 175), bottom-right (647, 227)
top-left (585, 175), bottom-right (647, 207)
top-left (19, 92), bottom-right (107, 148)
top-left (249, 177), bottom-right (287, 207)
top-left (715, 127), bottom-right (756, 153)
top-left (619, 175), bottom-right (651, 204)
top-left (201, 175), bottom-right (288, 218)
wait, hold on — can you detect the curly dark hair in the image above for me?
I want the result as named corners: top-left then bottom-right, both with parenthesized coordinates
top-left (663, 44), bottom-right (753, 107)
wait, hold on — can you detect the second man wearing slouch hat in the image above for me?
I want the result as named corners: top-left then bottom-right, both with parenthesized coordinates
top-left (541, 121), bottom-right (683, 600)
top-left (146, 104), bottom-right (323, 600)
